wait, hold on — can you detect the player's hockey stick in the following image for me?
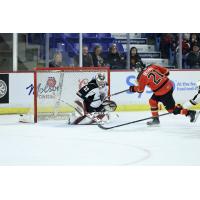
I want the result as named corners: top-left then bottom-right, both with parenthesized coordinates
top-left (93, 89), bottom-right (129, 102)
top-left (107, 89), bottom-right (129, 98)
top-left (98, 112), bottom-right (171, 130)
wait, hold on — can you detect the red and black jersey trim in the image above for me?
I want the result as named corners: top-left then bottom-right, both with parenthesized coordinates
top-left (153, 78), bottom-right (169, 93)
top-left (137, 71), bottom-right (143, 81)
top-left (151, 107), bottom-right (158, 111)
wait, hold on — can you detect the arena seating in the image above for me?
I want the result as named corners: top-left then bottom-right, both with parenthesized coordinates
top-left (26, 33), bottom-right (171, 68)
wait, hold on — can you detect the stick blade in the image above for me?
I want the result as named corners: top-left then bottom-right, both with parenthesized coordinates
top-left (98, 124), bottom-right (113, 130)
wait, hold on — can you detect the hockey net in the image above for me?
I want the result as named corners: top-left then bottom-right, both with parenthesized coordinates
top-left (20, 67), bottom-right (110, 123)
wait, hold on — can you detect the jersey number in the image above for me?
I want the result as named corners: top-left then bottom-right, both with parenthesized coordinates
top-left (83, 86), bottom-right (89, 92)
top-left (147, 70), bottom-right (164, 85)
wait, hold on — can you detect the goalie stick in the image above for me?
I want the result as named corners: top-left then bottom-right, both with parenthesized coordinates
top-left (98, 113), bottom-right (171, 130)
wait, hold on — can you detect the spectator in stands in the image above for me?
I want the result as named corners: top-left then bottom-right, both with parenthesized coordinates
top-left (49, 52), bottom-right (62, 67)
top-left (92, 45), bottom-right (105, 67)
top-left (182, 38), bottom-right (191, 55)
top-left (160, 33), bottom-right (174, 59)
top-left (183, 33), bottom-right (190, 41)
top-left (176, 36), bottom-right (191, 68)
top-left (186, 43), bottom-right (200, 68)
top-left (182, 37), bottom-right (191, 68)
top-left (74, 46), bottom-right (93, 67)
top-left (106, 44), bottom-right (125, 69)
top-left (189, 33), bottom-right (200, 48)
top-left (130, 47), bottom-right (142, 69)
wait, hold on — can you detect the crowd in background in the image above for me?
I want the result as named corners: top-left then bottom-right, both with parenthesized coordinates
top-left (157, 33), bottom-right (200, 69)
top-left (1, 33), bottom-right (199, 70)
top-left (49, 33), bottom-right (200, 70)
top-left (49, 45), bottom-right (143, 70)
top-left (49, 44), bottom-right (127, 69)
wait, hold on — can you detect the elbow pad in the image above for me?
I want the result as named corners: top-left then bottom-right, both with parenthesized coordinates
top-left (165, 71), bottom-right (170, 76)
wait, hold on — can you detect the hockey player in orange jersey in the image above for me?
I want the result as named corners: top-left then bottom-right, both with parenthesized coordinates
top-left (129, 61), bottom-right (197, 126)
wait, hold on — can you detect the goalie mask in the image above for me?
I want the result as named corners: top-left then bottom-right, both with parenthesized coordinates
top-left (96, 73), bottom-right (106, 88)
top-left (102, 100), bottom-right (117, 112)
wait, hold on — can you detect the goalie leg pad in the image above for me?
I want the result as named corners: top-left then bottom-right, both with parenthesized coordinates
top-left (70, 115), bottom-right (87, 125)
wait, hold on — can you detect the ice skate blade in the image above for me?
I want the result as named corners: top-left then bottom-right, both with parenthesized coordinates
top-left (147, 124), bottom-right (160, 127)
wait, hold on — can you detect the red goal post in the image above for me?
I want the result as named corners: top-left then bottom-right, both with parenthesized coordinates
top-left (33, 67), bottom-right (110, 123)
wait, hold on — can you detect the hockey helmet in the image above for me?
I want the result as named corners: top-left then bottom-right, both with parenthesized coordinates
top-left (135, 61), bottom-right (145, 73)
top-left (96, 72), bottom-right (106, 88)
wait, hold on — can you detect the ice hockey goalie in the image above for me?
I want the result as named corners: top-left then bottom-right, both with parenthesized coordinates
top-left (67, 72), bottom-right (117, 125)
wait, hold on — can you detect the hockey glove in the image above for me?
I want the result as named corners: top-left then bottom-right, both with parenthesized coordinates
top-left (129, 85), bottom-right (136, 93)
top-left (165, 71), bottom-right (170, 76)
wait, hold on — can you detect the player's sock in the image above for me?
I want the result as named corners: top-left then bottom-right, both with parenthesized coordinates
top-left (173, 104), bottom-right (188, 115)
top-left (148, 100), bottom-right (160, 126)
top-left (149, 99), bottom-right (159, 117)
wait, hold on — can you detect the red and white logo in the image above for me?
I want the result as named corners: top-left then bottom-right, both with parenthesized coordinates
top-left (47, 77), bottom-right (56, 88)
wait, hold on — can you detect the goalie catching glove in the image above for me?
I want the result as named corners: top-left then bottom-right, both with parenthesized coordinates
top-left (101, 100), bottom-right (117, 112)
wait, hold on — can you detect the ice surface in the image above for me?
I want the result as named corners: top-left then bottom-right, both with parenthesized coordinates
top-left (0, 111), bottom-right (200, 165)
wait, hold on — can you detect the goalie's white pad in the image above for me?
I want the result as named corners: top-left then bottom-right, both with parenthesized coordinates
top-left (19, 113), bottom-right (34, 123)
top-left (67, 100), bottom-right (87, 124)
top-left (67, 100), bottom-right (118, 125)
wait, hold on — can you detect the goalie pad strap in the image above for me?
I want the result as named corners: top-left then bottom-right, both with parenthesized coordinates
top-left (72, 115), bottom-right (87, 125)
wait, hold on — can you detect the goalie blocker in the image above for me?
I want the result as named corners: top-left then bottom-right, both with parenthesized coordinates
top-left (68, 72), bottom-right (117, 125)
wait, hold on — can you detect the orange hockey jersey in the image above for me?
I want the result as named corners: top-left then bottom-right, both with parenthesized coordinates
top-left (133, 65), bottom-right (173, 96)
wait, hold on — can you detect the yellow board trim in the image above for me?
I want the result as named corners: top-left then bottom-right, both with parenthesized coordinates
top-left (1, 104), bottom-right (200, 114)
top-left (0, 108), bottom-right (30, 114)
top-left (116, 104), bottom-right (200, 111)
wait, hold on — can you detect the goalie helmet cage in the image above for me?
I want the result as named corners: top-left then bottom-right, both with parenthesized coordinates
top-left (33, 67), bottom-right (110, 123)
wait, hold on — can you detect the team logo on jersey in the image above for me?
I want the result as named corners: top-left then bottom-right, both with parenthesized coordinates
top-left (79, 79), bottom-right (89, 89)
top-left (0, 80), bottom-right (7, 99)
top-left (47, 77), bottom-right (57, 88)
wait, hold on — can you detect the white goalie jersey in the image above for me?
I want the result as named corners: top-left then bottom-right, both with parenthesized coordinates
top-left (68, 73), bottom-right (117, 125)
top-left (77, 80), bottom-right (108, 109)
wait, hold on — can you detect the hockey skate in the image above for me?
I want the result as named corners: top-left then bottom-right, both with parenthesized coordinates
top-left (187, 110), bottom-right (200, 123)
top-left (147, 117), bottom-right (160, 126)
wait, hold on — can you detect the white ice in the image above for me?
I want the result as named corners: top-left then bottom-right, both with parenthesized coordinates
top-left (0, 111), bottom-right (200, 165)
